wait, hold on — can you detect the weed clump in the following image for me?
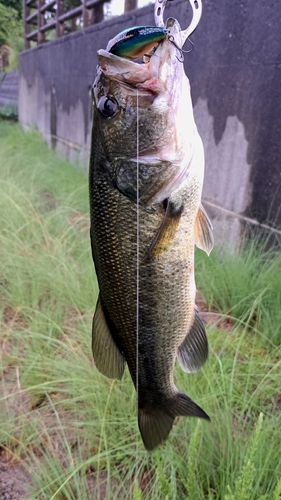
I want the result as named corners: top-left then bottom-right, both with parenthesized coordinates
top-left (195, 237), bottom-right (281, 346)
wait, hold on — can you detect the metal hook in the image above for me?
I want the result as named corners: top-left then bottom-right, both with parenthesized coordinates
top-left (167, 34), bottom-right (194, 62)
top-left (154, 0), bottom-right (202, 47)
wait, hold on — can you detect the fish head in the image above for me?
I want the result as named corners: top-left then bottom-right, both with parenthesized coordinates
top-left (92, 18), bottom-right (202, 204)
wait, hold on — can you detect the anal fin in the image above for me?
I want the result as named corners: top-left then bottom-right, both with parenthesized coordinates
top-left (177, 310), bottom-right (208, 373)
top-left (194, 204), bottom-right (214, 255)
top-left (92, 296), bottom-right (126, 380)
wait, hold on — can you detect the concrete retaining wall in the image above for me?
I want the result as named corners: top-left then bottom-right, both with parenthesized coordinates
top-left (0, 71), bottom-right (18, 116)
top-left (18, 0), bottom-right (281, 247)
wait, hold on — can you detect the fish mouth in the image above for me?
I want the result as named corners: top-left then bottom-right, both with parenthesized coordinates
top-left (96, 51), bottom-right (157, 92)
top-left (96, 18), bottom-right (182, 95)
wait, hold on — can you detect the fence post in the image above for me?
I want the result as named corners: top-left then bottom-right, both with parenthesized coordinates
top-left (37, 0), bottom-right (45, 44)
top-left (56, 0), bottom-right (64, 37)
top-left (23, 0), bottom-right (31, 50)
top-left (124, 0), bottom-right (137, 11)
top-left (83, 0), bottom-right (92, 27)
top-left (92, 2), bottom-right (104, 24)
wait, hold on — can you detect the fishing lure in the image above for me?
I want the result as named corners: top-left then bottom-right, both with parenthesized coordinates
top-left (107, 0), bottom-right (202, 62)
top-left (107, 26), bottom-right (167, 60)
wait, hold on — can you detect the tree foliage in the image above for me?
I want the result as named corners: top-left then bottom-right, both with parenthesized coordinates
top-left (65, 0), bottom-right (82, 8)
top-left (0, 3), bottom-right (23, 70)
top-left (0, 4), bottom-right (22, 46)
top-left (0, 0), bottom-right (22, 19)
top-left (0, 0), bottom-right (22, 18)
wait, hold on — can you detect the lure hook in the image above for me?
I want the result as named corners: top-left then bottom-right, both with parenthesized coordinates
top-left (154, 0), bottom-right (202, 46)
top-left (167, 34), bottom-right (194, 62)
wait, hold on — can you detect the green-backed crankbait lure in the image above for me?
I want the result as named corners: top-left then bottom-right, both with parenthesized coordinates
top-left (107, 26), bottom-right (167, 60)
top-left (106, 0), bottom-right (202, 61)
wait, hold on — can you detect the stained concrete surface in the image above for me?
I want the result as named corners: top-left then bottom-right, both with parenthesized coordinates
top-left (18, 0), bottom-right (281, 246)
top-left (0, 71), bottom-right (18, 115)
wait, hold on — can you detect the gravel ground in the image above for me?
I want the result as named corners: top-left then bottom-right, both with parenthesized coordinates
top-left (0, 460), bottom-right (30, 500)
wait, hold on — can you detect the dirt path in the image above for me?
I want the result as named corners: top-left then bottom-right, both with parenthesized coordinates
top-left (0, 459), bottom-right (30, 500)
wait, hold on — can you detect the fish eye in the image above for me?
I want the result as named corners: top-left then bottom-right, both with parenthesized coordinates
top-left (97, 96), bottom-right (118, 118)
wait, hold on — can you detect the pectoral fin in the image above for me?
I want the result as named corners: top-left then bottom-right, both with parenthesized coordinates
top-left (194, 204), bottom-right (214, 255)
top-left (177, 310), bottom-right (208, 373)
top-left (92, 297), bottom-right (126, 380)
top-left (143, 197), bottom-right (183, 262)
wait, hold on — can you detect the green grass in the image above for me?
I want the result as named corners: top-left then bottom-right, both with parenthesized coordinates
top-left (0, 121), bottom-right (280, 499)
top-left (195, 235), bottom-right (281, 346)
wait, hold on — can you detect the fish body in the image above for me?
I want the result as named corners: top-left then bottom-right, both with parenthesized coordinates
top-left (89, 18), bottom-right (213, 450)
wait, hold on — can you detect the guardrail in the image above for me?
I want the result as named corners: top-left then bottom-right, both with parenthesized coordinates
top-left (23, 0), bottom-right (138, 50)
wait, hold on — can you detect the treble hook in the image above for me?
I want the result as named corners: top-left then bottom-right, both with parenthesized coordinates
top-left (154, 0), bottom-right (202, 47)
top-left (167, 34), bottom-right (194, 62)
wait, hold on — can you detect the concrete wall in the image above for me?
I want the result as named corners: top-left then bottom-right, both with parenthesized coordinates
top-left (18, 0), bottom-right (281, 247)
top-left (0, 71), bottom-right (18, 116)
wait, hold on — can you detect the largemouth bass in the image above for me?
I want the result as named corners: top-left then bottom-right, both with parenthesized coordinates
top-left (89, 16), bottom-right (214, 450)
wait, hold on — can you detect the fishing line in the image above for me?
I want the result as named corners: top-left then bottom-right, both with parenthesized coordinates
top-left (135, 91), bottom-right (143, 494)
top-left (136, 89), bottom-right (140, 436)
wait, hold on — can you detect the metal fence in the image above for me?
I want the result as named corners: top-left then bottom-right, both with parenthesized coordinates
top-left (23, 0), bottom-right (138, 50)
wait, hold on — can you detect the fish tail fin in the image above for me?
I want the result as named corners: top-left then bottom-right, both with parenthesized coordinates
top-left (138, 407), bottom-right (174, 452)
top-left (138, 392), bottom-right (210, 451)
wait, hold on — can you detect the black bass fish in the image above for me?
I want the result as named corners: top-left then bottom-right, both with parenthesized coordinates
top-left (89, 14), bottom-right (213, 450)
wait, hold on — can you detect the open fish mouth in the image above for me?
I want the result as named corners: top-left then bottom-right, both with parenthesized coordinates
top-left (96, 19), bottom-right (182, 94)
top-left (95, 0), bottom-right (202, 91)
